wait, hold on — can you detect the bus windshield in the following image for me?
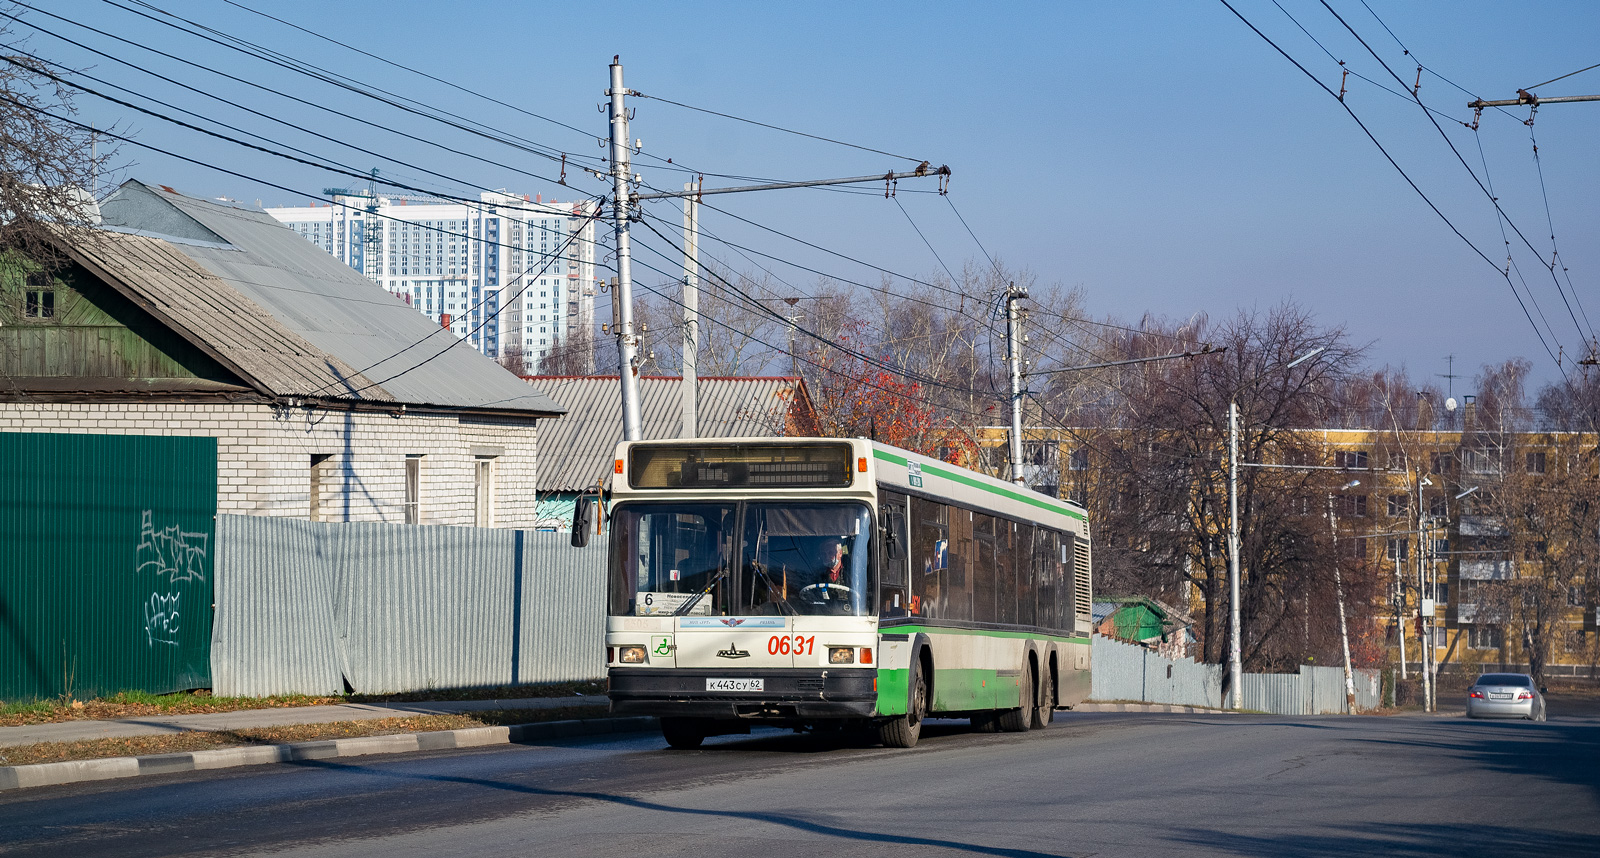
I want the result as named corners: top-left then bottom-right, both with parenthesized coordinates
top-left (608, 501), bottom-right (873, 617)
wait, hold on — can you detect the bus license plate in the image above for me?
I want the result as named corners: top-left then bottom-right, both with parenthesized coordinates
top-left (706, 678), bottom-right (763, 692)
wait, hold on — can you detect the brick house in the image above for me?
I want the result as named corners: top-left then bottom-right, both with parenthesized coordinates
top-left (0, 181), bottom-right (565, 526)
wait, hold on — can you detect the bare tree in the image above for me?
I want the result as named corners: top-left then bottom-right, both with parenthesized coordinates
top-left (1, 27), bottom-right (116, 265)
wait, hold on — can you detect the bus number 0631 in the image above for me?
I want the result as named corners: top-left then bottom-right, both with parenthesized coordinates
top-left (768, 635), bottom-right (815, 656)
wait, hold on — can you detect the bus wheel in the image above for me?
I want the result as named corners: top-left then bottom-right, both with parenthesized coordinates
top-left (970, 712), bottom-right (1000, 733)
top-left (660, 717), bottom-right (706, 750)
top-left (879, 661), bottom-right (926, 748)
top-left (1031, 666), bottom-right (1054, 730)
top-left (998, 667), bottom-right (1033, 732)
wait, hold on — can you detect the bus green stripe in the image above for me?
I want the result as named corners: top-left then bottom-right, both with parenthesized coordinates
top-left (884, 624), bottom-right (1090, 645)
top-left (872, 449), bottom-right (1087, 521)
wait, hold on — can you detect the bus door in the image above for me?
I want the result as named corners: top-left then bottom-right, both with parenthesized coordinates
top-left (879, 491), bottom-right (910, 615)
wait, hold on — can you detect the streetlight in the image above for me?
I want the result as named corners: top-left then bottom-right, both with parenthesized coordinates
top-left (1328, 479), bottom-right (1361, 712)
top-left (1227, 345), bottom-right (1327, 709)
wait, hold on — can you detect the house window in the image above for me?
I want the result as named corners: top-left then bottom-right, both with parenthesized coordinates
top-left (1386, 537), bottom-right (1409, 562)
top-left (474, 456), bottom-right (496, 528)
top-left (1345, 537), bottom-right (1367, 560)
top-left (309, 454), bottom-right (333, 521)
top-left (1526, 452), bottom-right (1546, 474)
top-left (24, 272), bottom-right (54, 318)
top-left (1387, 494), bottom-right (1410, 517)
top-left (1569, 585), bottom-right (1584, 607)
top-left (1068, 448), bottom-right (1089, 471)
top-left (1523, 540), bottom-right (1547, 562)
top-left (1468, 625), bottom-right (1503, 650)
top-left (1335, 450), bottom-right (1369, 470)
top-left (404, 455), bottom-right (422, 524)
top-left (1428, 495), bottom-right (1447, 518)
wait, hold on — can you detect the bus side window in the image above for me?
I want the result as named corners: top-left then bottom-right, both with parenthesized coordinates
top-left (879, 494), bottom-right (909, 617)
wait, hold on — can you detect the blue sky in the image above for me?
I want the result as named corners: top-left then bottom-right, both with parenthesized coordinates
top-left (30, 1), bottom-right (1600, 391)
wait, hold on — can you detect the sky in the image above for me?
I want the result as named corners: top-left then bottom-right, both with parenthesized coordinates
top-left (25, 0), bottom-right (1600, 393)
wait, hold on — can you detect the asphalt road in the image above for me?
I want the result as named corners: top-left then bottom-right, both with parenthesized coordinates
top-left (4, 703), bottom-right (1598, 858)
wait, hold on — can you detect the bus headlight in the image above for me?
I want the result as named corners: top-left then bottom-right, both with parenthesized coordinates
top-left (829, 646), bottom-right (855, 664)
top-left (618, 645), bottom-right (648, 664)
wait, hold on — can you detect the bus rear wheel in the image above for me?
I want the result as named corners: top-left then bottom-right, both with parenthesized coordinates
top-left (879, 661), bottom-right (926, 748)
top-left (1031, 665), bottom-right (1054, 730)
top-left (660, 717), bottom-right (706, 750)
top-left (998, 667), bottom-right (1033, 732)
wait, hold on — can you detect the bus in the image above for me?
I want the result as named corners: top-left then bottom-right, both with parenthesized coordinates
top-left (579, 437), bottom-right (1093, 749)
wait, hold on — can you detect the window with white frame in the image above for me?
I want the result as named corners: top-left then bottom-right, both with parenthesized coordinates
top-left (474, 455), bottom-right (496, 528)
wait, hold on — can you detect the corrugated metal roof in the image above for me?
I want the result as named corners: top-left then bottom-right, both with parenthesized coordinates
top-left (64, 231), bottom-right (392, 401)
top-left (524, 375), bottom-right (811, 491)
top-left (97, 181), bottom-right (564, 416)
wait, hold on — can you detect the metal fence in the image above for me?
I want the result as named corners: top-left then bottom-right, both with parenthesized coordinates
top-left (1091, 635), bottom-right (1382, 715)
top-left (212, 516), bottom-right (607, 696)
top-left (2, 433), bottom-right (216, 701)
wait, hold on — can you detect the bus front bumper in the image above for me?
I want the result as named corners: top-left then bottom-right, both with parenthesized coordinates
top-left (608, 668), bottom-right (878, 720)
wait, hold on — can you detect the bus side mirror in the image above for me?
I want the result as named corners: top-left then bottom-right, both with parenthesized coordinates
top-left (571, 496), bottom-right (593, 547)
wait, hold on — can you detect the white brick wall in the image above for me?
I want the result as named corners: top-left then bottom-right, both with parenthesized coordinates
top-left (1, 403), bottom-right (541, 527)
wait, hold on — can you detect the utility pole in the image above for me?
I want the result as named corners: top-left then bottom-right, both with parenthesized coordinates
top-left (1228, 399), bottom-right (1243, 709)
top-left (1327, 492), bottom-right (1358, 713)
top-left (679, 180), bottom-right (700, 439)
top-left (1005, 285), bottom-right (1028, 485)
top-left (607, 57), bottom-right (644, 441)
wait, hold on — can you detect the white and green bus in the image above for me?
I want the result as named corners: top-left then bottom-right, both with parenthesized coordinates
top-left (583, 437), bottom-right (1093, 749)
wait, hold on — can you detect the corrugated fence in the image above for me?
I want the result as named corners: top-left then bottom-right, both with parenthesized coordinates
top-left (213, 516), bottom-right (607, 696)
top-left (2, 433), bottom-right (216, 701)
top-left (1091, 635), bottom-right (1382, 715)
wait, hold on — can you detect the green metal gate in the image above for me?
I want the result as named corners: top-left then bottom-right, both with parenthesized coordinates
top-left (0, 432), bottom-right (217, 701)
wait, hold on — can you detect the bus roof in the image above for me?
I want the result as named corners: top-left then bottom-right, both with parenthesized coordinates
top-left (610, 437), bottom-right (1088, 531)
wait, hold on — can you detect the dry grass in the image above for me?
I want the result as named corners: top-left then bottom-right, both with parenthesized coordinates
top-left (0, 680), bottom-right (608, 728)
top-left (0, 705), bottom-right (608, 768)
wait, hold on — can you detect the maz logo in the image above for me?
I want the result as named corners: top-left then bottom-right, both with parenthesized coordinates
top-left (717, 643), bottom-right (751, 659)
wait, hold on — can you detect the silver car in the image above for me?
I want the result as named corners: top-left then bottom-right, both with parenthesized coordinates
top-left (1466, 673), bottom-right (1547, 721)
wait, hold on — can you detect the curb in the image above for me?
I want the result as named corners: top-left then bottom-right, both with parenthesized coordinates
top-left (1073, 702), bottom-right (1241, 714)
top-left (0, 716), bottom-right (658, 792)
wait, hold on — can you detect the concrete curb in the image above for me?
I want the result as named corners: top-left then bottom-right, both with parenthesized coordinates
top-left (0, 716), bottom-right (658, 792)
top-left (1073, 702), bottom-right (1242, 714)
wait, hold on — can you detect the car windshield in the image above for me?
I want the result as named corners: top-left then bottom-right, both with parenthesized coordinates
top-left (1476, 674), bottom-right (1533, 688)
top-left (607, 501), bottom-right (873, 617)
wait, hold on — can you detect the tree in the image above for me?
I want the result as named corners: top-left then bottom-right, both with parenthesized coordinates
top-left (1063, 304), bottom-right (1374, 672)
top-left (1, 30), bottom-right (115, 265)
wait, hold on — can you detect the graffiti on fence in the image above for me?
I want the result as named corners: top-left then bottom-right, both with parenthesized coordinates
top-left (136, 510), bottom-right (210, 646)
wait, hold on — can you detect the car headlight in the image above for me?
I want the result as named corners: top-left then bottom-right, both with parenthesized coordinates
top-left (829, 646), bottom-right (855, 665)
top-left (618, 645), bottom-right (648, 664)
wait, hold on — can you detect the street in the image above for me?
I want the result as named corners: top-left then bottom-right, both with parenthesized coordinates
top-left (4, 700), bottom-right (1598, 858)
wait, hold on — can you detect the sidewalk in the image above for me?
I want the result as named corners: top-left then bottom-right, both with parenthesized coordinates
top-left (0, 695), bottom-right (610, 748)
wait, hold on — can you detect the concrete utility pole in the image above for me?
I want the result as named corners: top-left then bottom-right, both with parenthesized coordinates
top-left (607, 57), bottom-right (644, 441)
top-left (1006, 285), bottom-right (1029, 485)
top-left (1228, 399), bottom-right (1243, 709)
top-left (679, 181), bottom-right (700, 439)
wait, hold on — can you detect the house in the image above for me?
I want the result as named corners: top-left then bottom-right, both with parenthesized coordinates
top-left (1093, 596), bottom-right (1194, 659)
top-left (521, 375), bottom-right (819, 529)
top-left (0, 180), bottom-right (566, 527)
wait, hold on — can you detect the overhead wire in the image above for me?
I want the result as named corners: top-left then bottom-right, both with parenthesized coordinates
top-left (630, 91), bottom-right (925, 164)
top-left (1216, 0), bottom-right (1562, 369)
top-left (7, 3), bottom-right (575, 189)
top-left (1317, 0), bottom-right (1579, 371)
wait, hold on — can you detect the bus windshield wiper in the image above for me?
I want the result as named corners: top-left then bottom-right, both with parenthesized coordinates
top-left (674, 565), bottom-right (730, 615)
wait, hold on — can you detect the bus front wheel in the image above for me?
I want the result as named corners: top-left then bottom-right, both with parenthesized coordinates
top-left (879, 660), bottom-right (926, 748)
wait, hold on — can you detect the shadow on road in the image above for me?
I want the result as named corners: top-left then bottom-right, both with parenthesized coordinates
top-left (293, 730), bottom-right (1083, 858)
top-left (1163, 822), bottom-right (1598, 857)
